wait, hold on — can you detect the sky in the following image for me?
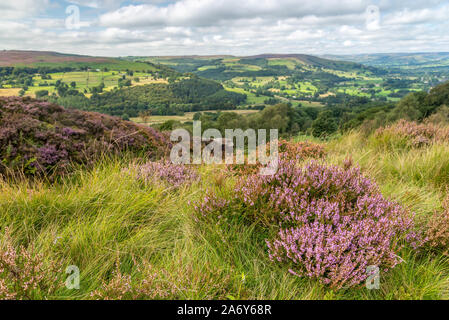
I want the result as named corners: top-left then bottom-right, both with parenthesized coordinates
top-left (1, 0), bottom-right (449, 57)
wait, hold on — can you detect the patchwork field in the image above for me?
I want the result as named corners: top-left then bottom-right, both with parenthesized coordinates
top-left (1, 68), bottom-right (169, 100)
top-left (139, 54), bottom-right (438, 108)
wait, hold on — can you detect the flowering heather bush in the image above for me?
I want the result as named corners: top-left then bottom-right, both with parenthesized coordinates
top-left (227, 140), bottom-right (326, 176)
top-left (0, 97), bottom-right (171, 177)
top-left (129, 161), bottom-right (199, 188)
top-left (195, 160), bottom-right (418, 289)
top-left (374, 120), bottom-right (449, 149)
top-left (0, 228), bottom-right (63, 300)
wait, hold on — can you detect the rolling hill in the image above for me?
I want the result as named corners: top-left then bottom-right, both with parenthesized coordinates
top-left (0, 50), bottom-right (247, 117)
top-left (135, 53), bottom-right (429, 107)
top-left (0, 50), bottom-right (159, 71)
top-left (1, 50), bottom-right (446, 118)
top-left (323, 52), bottom-right (449, 67)
top-left (140, 53), bottom-right (383, 77)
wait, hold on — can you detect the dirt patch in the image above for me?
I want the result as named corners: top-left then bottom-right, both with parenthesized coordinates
top-left (0, 88), bottom-right (21, 97)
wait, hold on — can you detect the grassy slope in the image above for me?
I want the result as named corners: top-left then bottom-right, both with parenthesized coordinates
top-left (1, 131), bottom-right (449, 299)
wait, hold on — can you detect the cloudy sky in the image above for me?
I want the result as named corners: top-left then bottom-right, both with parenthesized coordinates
top-left (1, 0), bottom-right (449, 57)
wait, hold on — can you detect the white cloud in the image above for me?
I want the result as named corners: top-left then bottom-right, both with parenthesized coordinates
top-left (384, 6), bottom-right (449, 25)
top-left (99, 0), bottom-right (370, 28)
top-left (1, 0), bottom-right (449, 56)
top-left (34, 18), bottom-right (65, 28)
top-left (0, 0), bottom-right (50, 19)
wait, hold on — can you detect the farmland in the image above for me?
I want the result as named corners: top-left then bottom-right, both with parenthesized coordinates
top-left (2, 51), bottom-right (446, 124)
top-left (0, 51), bottom-right (247, 119)
top-left (24, 71), bottom-right (168, 97)
top-left (139, 54), bottom-right (440, 109)
top-left (0, 66), bottom-right (169, 98)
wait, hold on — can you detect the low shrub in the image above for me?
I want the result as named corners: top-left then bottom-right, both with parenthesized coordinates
top-left (195, 160), bottom-right (419, 289)
top-left (373, 120), bottom-right (449, 150)
top-left (0, 97), bottom-right (171, 178)
top-left (278, 140), bottom-right (326, 160)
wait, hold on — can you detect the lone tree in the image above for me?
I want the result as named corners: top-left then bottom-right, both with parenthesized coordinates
top-left (139, 110), bottom-right (152, 124)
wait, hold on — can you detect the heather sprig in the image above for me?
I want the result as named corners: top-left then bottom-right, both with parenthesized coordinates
top-left (422, 194), bottom-right (449, 256)
top-left (129, 161), bottom-right (199, 188)
top-left (0, 228), bottom-right (63, 300)
top-left (90, 261), bottom-right (178, 300)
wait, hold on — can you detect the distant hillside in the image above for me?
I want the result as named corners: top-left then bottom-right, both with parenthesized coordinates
top-left (243, 53), bottom-right (374, 72)
top-left (134, 53), bottom-right (407, 107)
top-left (0, 50), bottom-right (114, 66)
top-left (323, 52), bottom-right (449, 76)
top-left (323, 52), bottom-right (449, 66)
top-left (0, 50), bottom-right (159, 71)
top-left (141, 53), bottom-right (383, 78)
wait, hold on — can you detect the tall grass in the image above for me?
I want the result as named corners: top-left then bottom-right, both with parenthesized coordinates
top-left (2, 129), bottom-right (449, 299)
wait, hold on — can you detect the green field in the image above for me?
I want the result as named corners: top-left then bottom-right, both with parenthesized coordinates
top-left (224, 86), bottom-right (269, 105)
top-left (2, 70), bottom-right (167, 98)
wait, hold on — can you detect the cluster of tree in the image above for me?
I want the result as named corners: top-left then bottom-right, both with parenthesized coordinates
top-left (0, 66), bottom-right (76, 77)
top-left (45, 76), bottom-right (247, 117)
top-left (197, 67), bottom-right (286, 81)
top-left (330, 80), bottom-right (449, 135)
top-left (158, 103), bottom-right (321, 137)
